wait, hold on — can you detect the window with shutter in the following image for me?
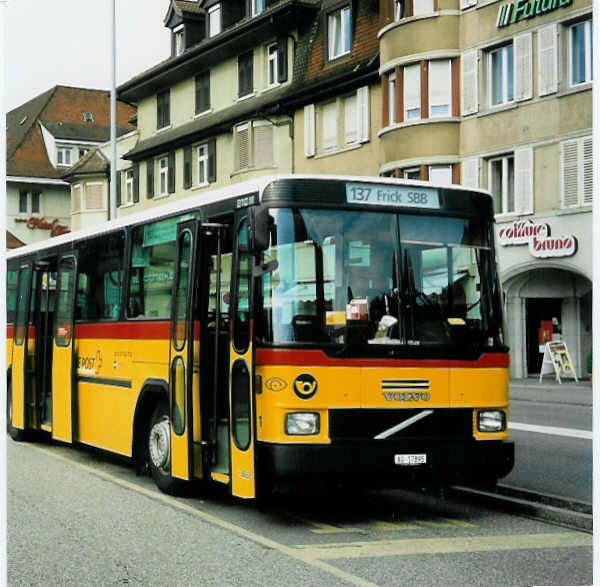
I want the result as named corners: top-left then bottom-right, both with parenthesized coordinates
top-left (568, 20), bottom-right (593, 86)
top-left (413, 0), bottom-right (434, 14)
top-left (253, 122), bottom-right (274, 168)
top-left (197, 143), bottom-right (209, 185)
top-left (208, 4), bottom-right (221, 37)
top-left (488, 44), bottom-right (513, 106)
top-left (538, 25), bottom-right (557, 96)
top-left (147, 160), bottom-right (154, 199)
top-left (277, 37), bottom-right (288, 84)
top-left (582, 136), bottom-right (592, 205)
top-left (404, 63), bottom-right (421, 120)
top-left (461, 50), bottom-right (478, 115)
top-left (195, 71), bottom-right (210, 114)
top-left (429, 165), bottom-right (453, 186)
top-left (85, 183), bottom-right (104, 210)
top-left (304, 104), bottom-right (315, 157)
top-left (237, 124), bottom-right (250, 169)
top-left (238, 51), bottom-right (254, 97)
top-left (488, 154), bottom-right (515, 215)
top-left (158, 156), bottom-right (169, 196)
top-left (388, 72), bottom-right (397, 124)
top-left (267, 43), bottom-right (278, 88)
top-left (429, 59), bottom-right (451, 117)
top-left (514, 33), bottom-right (532, 101)
top-left (157, 90), bottom-right (170, 129)
top-left (125, 169), bottom-right (134, 204)
top-left (328, 6), bottom-right (351, 60)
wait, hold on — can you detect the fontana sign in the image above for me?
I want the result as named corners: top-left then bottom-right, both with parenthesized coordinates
top-left (496, 0), bottom-right (571, 27)
top-left (497, 219), bottom-right (577, 258)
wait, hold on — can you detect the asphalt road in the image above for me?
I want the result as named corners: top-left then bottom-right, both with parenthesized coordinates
top-left (502, 390), bottom-right (592, 503)
top-left (7, 438), bottom-right (592, 587)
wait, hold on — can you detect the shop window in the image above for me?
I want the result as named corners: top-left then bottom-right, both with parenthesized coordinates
top-left (488, 44), bottom-right (514, 106)
top-left (569, 19), bottom-right (593, 86)
top-left (328, 5), bottom-right (351, 60)
top-left (561, 136), bottom-right (592, 208)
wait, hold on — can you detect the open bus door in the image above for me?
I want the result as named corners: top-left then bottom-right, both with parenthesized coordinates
top-left (52, 255), bottom-right (77, 443)
top-left (228, 218), bottom-right (256, 498)
top-left (10, 263), bottom-right (33, 435)
top-left (168, 220), bottom-right (199, 481)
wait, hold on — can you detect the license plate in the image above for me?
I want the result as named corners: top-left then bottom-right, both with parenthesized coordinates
top-left (394, 453), bottom-right (426, 466)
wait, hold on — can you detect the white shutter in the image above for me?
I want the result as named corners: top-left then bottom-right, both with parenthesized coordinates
top-left (461, 50), bottom-right (478, 115)
top-left (514, 147), bottom-right (533, 214)
top-left (237, 124), bottom-right (249, 169)
top-left (460, 0), bottom-right (477, 8)
top-left (357, 85), bottom-right (370, 143)
top-left (322, 101), bottom-right (337, 151)
top-left (344, 94), bottom-right (358, 144)
top-left (561, 140), bottom-right (579, 208)
top-left (538, 24), bottom-right (557, 96)
top-left (582, 136), bottom-right (593, 205)
top-left (403, 63), bottom-right (421, 119)
top-left (85, 183), bottom-right (104, 210)
top-left (72, 184), bottom-right (81, 212)
top-left (304, 104), bottom-right (315, 157)
top-left (514, 33), bottom-right (532, 101)
top-left (413, 0), bottom-right (434, 14)
top-left (461, 158), bottom-right (480, 188)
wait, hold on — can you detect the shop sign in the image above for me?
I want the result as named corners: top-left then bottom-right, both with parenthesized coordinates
top-left (14, 216), bottom-right (70, 237)
top-left (497, 219), bottom-right (577, 258)
top-left (497, 0), bottom-right (571, 27)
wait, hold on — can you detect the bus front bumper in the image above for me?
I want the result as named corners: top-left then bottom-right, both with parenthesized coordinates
top-left (256, 439), bottom-right (514, 486)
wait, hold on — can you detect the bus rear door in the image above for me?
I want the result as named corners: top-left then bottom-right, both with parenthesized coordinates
top-left (52, 255), bottom-right (77, 443)
top-left (169, 220), bottom-right (199, 481)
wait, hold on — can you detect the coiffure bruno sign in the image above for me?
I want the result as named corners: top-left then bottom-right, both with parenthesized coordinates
top-left (496, 0), bottom-right (571, 27)
top-left (497, 219), bottom-right (577, 258)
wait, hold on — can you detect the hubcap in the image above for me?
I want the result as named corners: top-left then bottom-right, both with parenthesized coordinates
top-left (149, 416), bottom-right (170, 472)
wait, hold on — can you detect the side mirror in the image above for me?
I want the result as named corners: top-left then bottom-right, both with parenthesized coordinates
top-left (249, 207), bottom-right (271, 253)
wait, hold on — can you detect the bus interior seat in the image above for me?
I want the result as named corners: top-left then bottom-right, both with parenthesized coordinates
top-left (292, 314), bottom-right (320, 342)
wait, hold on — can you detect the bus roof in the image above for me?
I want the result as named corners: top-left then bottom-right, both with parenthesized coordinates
top-left (7, 174), bottom-right (492, 260)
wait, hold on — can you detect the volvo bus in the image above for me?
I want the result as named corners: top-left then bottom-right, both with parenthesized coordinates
top-left (6, 175), bottom-right (514, 498)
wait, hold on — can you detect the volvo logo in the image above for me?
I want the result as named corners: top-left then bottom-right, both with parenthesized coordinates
top-left (293, 373), bottom-right (318, 399)
top-left (383, 392), bottom-right (430, 402)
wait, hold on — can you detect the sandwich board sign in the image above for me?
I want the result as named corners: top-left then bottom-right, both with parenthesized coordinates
top-left (538, 341), bottom-right (578, 384)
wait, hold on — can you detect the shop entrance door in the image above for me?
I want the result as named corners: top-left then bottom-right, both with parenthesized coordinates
top-left (526, 298), bottom-right (562, 374)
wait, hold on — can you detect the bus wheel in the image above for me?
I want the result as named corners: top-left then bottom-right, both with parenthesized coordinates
top-left (147, 402), bottom-right (183, 495)
top-left (7, 383), bottom-right (25, 442)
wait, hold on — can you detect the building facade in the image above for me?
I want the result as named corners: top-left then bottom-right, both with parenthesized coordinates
top-left (114, 0), bottom-right (592, 378)
top-left (6, 85), bottom-right (136, 244)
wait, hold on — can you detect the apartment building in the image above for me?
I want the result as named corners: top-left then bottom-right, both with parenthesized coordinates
top-left (6, 86), bottom-right (136, 244)
top-left (115, 0), bottom-right (592, 377)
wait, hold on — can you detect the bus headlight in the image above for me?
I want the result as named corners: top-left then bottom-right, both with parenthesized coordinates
top-left (285, 412), bottom-right (320, 435)
top-left (477, 410), bottom-right (506, 432)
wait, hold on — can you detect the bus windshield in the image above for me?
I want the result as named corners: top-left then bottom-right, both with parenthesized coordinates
top-left (258, 208), bottom-right (504, 351)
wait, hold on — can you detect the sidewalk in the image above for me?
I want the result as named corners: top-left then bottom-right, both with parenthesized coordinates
top-left (509, 377), bottom-right (593, 406)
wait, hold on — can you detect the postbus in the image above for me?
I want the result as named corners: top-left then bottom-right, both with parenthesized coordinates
top-left (6, 175), bottom-right (514, 498)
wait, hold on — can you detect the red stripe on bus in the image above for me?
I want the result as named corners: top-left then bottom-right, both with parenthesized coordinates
top-left (255, 348), bottom-right (509, 368)
top-left (74, 321), bottom-right (171, 340)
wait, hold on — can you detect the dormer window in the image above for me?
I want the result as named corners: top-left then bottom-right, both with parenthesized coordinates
top-left (174, 25), bottom-right (184, 56)
top-left (328, 6), bottom-right (351, 61)
top-left (208, 4), bottom-right (221, 37)
top-left (57, 146), bottom-right (72, 167)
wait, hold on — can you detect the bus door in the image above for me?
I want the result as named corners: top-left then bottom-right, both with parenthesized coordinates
top-left (228, 218), bottom-right (256, 498)
top-left (52, 255), bottom-right (77, 443)
top-left (10, 263), bottom-right (33, 432)
top-left (31, 260), bottom-right (57, 429)
top-left (169, 220), bottom-right (200, 481)
top-left (199, 223), bottom-right (230, 485)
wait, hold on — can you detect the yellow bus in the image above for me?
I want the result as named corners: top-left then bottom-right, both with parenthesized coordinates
top-left (6, 175), bottom-right (513, 498)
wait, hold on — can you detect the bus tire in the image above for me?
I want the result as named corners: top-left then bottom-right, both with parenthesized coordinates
top-left (7, 383), bottom-right (25, 442)
top-left (147, 401), bottom-right (184, 495)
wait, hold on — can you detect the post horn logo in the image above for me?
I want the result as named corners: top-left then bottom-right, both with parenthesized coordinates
top-left (293, 373), bottom-right (318, 400)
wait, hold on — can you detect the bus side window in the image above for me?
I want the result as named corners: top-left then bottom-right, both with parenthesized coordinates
top-left (7, 265), bottom-right (18, 324)
top-left (77, 231), bottom-right (125, 321)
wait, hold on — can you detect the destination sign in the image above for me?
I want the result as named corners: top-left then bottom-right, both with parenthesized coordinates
top-left (346, 183), bottom-right (440, 209)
